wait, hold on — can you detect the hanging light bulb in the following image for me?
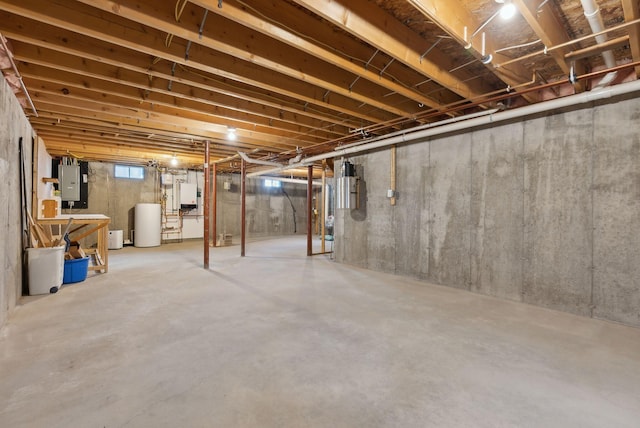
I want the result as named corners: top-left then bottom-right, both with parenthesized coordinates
top-left (227, 126), bottom-right (237, 141)
top-left (170, 154), bottom-right (178, 166)
top-left (499, 1), bottom-right (517, 19)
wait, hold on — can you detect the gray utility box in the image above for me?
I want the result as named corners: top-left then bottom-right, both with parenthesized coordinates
top-left (58, 164), bottom-right (80, 202)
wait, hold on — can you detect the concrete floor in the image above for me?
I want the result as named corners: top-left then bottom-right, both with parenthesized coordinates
top-left (1, 236), bottom-right (639, 428)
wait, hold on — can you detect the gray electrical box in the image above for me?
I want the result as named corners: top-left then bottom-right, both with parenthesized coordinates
top-left (58, 164), bottom-right (80, 201)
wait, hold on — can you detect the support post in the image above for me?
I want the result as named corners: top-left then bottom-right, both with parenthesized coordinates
top-left (212, 162), bottom-right (217, 247)
top-left (204, 140), bottom-right (210, 269)
top-left (307, 165), bottom-right (313, 256)
top-left (321, 167), bottom-right (326, 253)
top-left (241, 158), bottom-right (246, 257)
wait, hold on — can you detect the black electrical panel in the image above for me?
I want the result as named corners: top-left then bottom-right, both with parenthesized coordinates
top-left (52, 159), bottom-right (89, 209)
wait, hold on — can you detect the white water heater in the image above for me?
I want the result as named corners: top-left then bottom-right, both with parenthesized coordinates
top-left (134, 203), bottom-right (161, 247)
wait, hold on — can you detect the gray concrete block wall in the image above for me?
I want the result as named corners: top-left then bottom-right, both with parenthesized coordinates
top-left (395, 143), bottom-right (429, 278)
top-left (0, 73), bottom-right (34, 329)
top-left (470, 124), bottom-right (524, 301)
top-left (245, 178), bottom-right (308, 238)
top-left (363, 151), bottom-right (395, 272)
top-left (523, 111), bottom-right (594, 317)
top-left (336, 96), bottom-right (640, 327)
top-left (84, 162), bottom-right (158, 244)
top-left (428, 134), bottom-right (472, 289)
top-left (592, 98), bottom-right (640, 326)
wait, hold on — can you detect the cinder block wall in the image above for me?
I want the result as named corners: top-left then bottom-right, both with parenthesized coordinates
top-left (0, 74), bottom-right (34, 329)
top-left (336, 95), bottom-right (640, 327)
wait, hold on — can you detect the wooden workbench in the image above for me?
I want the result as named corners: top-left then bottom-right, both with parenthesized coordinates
top-left (37, 214), bottom-right (111, 273)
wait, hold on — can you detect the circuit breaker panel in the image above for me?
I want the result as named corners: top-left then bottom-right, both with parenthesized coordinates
top-left (59, 164), bottom-right (80, 201)
top-left (52, 160), bottom-right (89, 209)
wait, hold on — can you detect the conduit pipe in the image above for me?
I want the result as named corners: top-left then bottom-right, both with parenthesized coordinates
top-left (247, 78), bottom-right (640, 178)
top-left (581, 0), bottom-right (617, 86)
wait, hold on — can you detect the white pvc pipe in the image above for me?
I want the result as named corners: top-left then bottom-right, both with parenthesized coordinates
top-left (248, 78), bottom-right (640, 178)
top-left (339, 108), bottom-right (500, 151)
top-left (581, 0), bottom-right (617, 70)
top-left (254, 176), bottom-right (323, 186)
top-left (238, 151), bottom-right (282, 167)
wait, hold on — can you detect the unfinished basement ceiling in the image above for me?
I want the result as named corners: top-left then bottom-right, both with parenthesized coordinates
top-left (0, 0), bottom-right (638, 172)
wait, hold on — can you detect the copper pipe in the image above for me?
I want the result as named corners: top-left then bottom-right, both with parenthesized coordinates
top-left (0, 33), bottom-right (38, 117)
top-left (565, 35), bottom-right (629, 61)
top-left (495, 18), bottom-right (640, 70)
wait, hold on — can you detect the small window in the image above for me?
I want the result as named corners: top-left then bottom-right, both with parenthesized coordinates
top-left (115, 165), bottom-right (145, 179)
top-left (264, 179), bottom-right (281, 188)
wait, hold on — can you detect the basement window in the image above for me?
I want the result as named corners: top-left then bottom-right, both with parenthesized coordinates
top-left (115, 165), bottom-right (145, 180)
top-left (264, 179), bottom-right (281, 188)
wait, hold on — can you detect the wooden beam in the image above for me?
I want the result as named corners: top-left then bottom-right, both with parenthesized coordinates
top-left (513, 0), bottom-right (586, 92)
top-left (0, 7), bottom-right (392, 125)
top-left (16, 58), bottom-right (349, 139)
top-left (24, 74), bottom-right (331, 144)
top-left (204, 140), bottom-right (210, 269)
top-left (621, 0), bottom-right (640, 77)
top-left (190, 0), bottom-right (445, 112)
top-left (30, 94), bottom-right (301, 149)
top-left (74, 0), bottom-right (418, 118)
top-left (290, 0), bottom-right (494, 101)
top-left (407, 0), bottom-right (539, 103)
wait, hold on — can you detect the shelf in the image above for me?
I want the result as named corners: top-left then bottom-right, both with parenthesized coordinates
top-left (42, 177), bottom-right (59, 184)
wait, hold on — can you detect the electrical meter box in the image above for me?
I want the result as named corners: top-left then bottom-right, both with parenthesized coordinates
top-left (58, 164), bottom-right (80, 201)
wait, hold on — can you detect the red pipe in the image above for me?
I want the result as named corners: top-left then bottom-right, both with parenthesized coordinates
top-left (307, 165), bottom-right (313, 256)
top-left (241, 158), bottom-right (246, 257)
top-left (212, 162), bottom-right (217, 248)
top-left (204, 140), bottom-right (210, 269)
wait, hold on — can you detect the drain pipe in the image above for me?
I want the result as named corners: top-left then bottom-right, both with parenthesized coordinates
top-left (237, 151), bottom-right (282, 167)
top-left (581, 0), bottom-right (617, 87)
top-left (247, 78), bottom-right (640, 178)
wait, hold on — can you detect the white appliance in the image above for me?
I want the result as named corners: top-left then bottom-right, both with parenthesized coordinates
top-left (180, 182), bottom-right (197, 208)
top-left (108, 230), bottom-right (124, 250)
top-left (134, 203), bottom-right (161, 247)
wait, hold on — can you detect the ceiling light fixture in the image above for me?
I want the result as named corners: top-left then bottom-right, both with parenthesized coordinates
top-left (227, 126), bottom-right (237, 141)
top-left (170, 154), bottom-right (178, 166)
top-left (496, 0), bottom-right (517, 20)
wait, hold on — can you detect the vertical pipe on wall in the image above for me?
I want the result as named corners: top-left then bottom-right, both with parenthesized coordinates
top-left (203, 140), bottom-right (210, 269)
top-left (212, 162), bottom-right (217, 248)
top-left (390, 145), bottom-right (397, 206)
top-left (307, 165), bottom-right (313, 256)
top-left (241, 158), bottom-right (246, 257)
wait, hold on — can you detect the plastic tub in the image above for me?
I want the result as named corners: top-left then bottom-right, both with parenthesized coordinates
top-left (63, 257), bottom-right (90, 284)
